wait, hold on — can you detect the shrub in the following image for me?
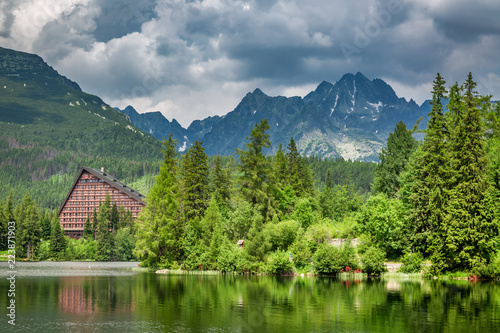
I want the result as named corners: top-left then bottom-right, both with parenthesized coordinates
top-left (217, 245), bottom-right (239, 273)
top-left (217, 244), bottom-right (250, 273)
top-left (114, 228), bottom-right (136, 261)
top-left (289, 231), bottom-right (312, 269)
top-left (265, 250), bottom-right (294, 275)
top-left (360, 246), bottom-right (386, 276)
top-left (470, 251), bottom-right (500, 279)
top-left (339, 240), bottom-right (359, 270)
top-left (355, 194), bottom-right (405, 259)
top-left (312, 242), bottom-right (358, 275)
top-left (37, 240), bottom-right (51, 260)
top-left (313, 243), bottom-right (342, 275)
top-left (305, 223), bottom-right (332, 253)
top-left (399, 252), bottom-right (424, 273)
top-left (292, 198), bottom-right (319, 229)
top-left (266, 220), bottom-right (301, 252)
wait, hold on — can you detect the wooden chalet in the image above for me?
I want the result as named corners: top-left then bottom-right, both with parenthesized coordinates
top-left (58, 167), bottom-right (145, 238)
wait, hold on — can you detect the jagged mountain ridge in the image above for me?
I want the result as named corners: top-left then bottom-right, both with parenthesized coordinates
top-left (120, 72), bottom-right (427, 161)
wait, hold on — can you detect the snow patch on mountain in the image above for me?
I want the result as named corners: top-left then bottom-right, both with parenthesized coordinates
top-left (368, 101), bottom-right (383, 113)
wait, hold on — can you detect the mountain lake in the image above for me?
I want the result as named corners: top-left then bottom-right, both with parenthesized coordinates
top-left (1, 261), bottom-right (499, 332)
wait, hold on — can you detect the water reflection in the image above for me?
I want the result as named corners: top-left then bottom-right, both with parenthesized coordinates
top-left (0, 263), bottom-right (499, 332)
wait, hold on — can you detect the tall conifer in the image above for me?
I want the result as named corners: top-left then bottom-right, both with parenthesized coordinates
top-left (96, 195), bottom-right (114, 261)
top-left (401, 73), bottom-right (447, 254)
top-left (373, 121), bottom-right (417, 197)
top-left (435, 73), bottom-right (498, 272)
top-left (182, 140), bottom-right (210, 222)
top-left (134, 133), bottom-right (184, 268)
top-left (49, 216), bottom-right (66, 260)
top-left (237, 119), bottom-right (276, 220)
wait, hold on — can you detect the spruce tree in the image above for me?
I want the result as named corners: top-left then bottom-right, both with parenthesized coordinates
top-left (401, 73), bottom-right (448, 254)
top-left (236, 119), bottom-right (276, 220)
top-left (22, 203), bottom-right (41, 260)
top-left (182, 140), bottom-right (210, 222)
top-left (15, 192), bottom-right (41, 259)
top-left (96, 194), bottom-right (115, 261)
top-left (92, 207), bottom-right (98, 240)
top-left (111, 203), bottom-right (119, 233)
top-left (40, 212), bottom-right (52, 240)
top-left (83, 215), bottom-right (93, 239)
top-left (373, 121), bottom-right (417, 197)
top-left (134, 133), bottom-right (184, 268)
top-left (274, 143), bottom-right (288, 186)
top-left (5, 192), bottom-right (15, 223)
top-left (445, 83), bottom-right (464, 134)
top-left (319, 170), bottom-right (335, 219)
top-left (435, 73), bottom-right (498, 272)
top-left (49, 216), bottom-right (67, 260)
top-left (212, 155), bottom-right (231, 204)
top-left (286, 137), bottom-right (304, 196)
top-left (282, 137), bottom-right (314, 197)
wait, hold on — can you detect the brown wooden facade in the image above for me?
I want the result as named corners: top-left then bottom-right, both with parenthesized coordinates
top-left (58, 167), bottom-right (145, 238)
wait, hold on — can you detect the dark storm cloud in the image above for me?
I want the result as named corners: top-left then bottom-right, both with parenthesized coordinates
top-left (428, 1), bottom-right (500, 43)
top-left (2, 0), bottom-right (500, 126)
top-left (93, 0), bottom-right (158, 42)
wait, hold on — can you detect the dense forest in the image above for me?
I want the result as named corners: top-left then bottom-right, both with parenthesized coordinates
top-left (133, 73), bottom-right (500, 277)
top-left (2, 73), bottom-right (499, 278)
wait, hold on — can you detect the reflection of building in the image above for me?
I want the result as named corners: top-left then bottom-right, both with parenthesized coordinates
top-left (58, 277), bottom-right (94, 314)
top-left (58, 276), bottom-right (136, 314)
top-left (58, 167), bottom-right (145, 238)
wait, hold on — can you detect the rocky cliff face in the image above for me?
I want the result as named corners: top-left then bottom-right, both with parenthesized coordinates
top-left (120, 72), bottom-right (428, 161)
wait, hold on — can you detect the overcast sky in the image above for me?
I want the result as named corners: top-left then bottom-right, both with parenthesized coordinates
top-left (1, 0), bottom-right (500, 127)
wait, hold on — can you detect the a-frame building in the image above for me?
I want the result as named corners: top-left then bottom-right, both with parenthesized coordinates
top-left (58, 167), bottom-right (145, 238)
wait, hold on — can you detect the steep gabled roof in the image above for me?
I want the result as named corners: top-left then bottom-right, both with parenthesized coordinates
top-left (58, 167), bottom-right (145, 215)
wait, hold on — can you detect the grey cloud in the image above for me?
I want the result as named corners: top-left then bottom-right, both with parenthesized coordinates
top-left (93, 0), bottom-right (158, 42)
top-left (0, 0), bottom-right (21, 38)
top-left (4, 0), bottom-right (500, 126)
top-left (428, 1), bottom-right (500, 43)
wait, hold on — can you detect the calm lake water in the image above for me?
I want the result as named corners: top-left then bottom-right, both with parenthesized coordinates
top-left (1, 262), bottom-right (499, 332)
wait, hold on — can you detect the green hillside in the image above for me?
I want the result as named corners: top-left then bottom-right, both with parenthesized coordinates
top-left (0, 47), bottom-right (163, 208)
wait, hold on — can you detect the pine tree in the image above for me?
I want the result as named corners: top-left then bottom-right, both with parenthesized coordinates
top-left (200, 197), bottom-right (223, 244)
top-left (446, 83), bottom-right (464, 134)
top-left (15, 192), bottom-right (42, 259)
top-left (5, 192), bottom-right (15, 223)
top-left (400, 73), bottom-right (449, 253)
top-left (373, 121), bottom-right (418, 197)
top-left (23, 204), bottom-right (41, 260)
top-left (287, 137), bottom-right (303, 196)
top-left (319, 170), bottom-right (335, 219)
top-left (92, 207), bottom-right (98, 240)
top-left (212, 155), bottom-right (231, 205)
top-left (49, 216), bottom-right (67, 260)
top-left (274, 143), bottom-right (288, 186)
top-left (237, 119), bottom-right (276, 220)
top-left (401, 73), bottom-right (448, 254)
top-left (434, 73), bottom-right (498, 272)
top-left (201, 197), bottom-right (224, 269)
top-left (134, 133), bottom-right (184, 268)
top-left (284, 137), bottom-right (313, 197)
top-left (118, 205), bottom-right (134, 230)
top-left (273, 143), bottom-right (296, 218)
top-left (40, 212), bottom-right (52, 240)
top-left (83, 215), bottom-right (93, 239)
top-left (96, 194), bottom-right (115, 261)
top-left (110, 203), bottom-right (119, 233)
top-left (182, 140), bottom-right (210, 222)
